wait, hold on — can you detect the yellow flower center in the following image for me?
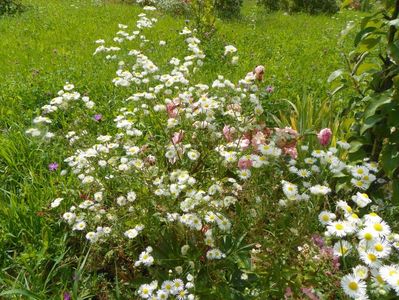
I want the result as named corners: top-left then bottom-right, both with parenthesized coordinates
top-left (322, 215), bottom-right (330, 222)
top-left (375, 244), bottom-right (383, 252)
top-left (335, 224), bottom-right (344, 230)
top-left (377, 275), bottom-right (384, 284)
top-left (364, 233), bottom-right (373, 241)
top-left (357, 169), bottom-right (364, 174)
top-left (370, 212), bottom-right (378, 216)
top-left (374, 223), bottom-right (383, 232)
top-left (348, 282), bottom-right (358, 291)
top-left (368, 253), bottom-right (377, 262)
top-left (351, 213), bottom-right (359, 219)
top-left (361, 193), bottom-right (369, 198)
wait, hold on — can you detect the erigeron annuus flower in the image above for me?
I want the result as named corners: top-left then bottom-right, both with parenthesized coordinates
top-left (282, 181), bottom-right (298, 198)
top-left (224, 45), bottom-right (237, 56)
top-left (309, 184), bottom-right (331, 196)
top-left (333, 240), bottom-right (352, 256)
top-left (73, 221), bottom-right (86, 231)
top-left (85, 231), bottom-right (98, 243)
top-left (341, 274), bottom-right (367, 299)
top-left (318, 210), bottom-right (336, 225)
top-left (351, 178), bottom-right (369, 190)
top-left (238, 169), bottom-right (251, 180)
top-left (187, 150), bottom-right (200, 160)
top-left (380, 265), bottom-right (399, 285)
top-left (124, 224), bottom-right (144, 239)
top-left (351, 165), bottom-right (369, 178)
top-left (353, 265), bottom-right (369, 280)
top-left (327, 221), bottom-right (352, 237)
top-left (370, 239), bottom-right (391, 258)
top-left (337, 200), bottom-right (353, 214)
top-left (357, 228), bottom-right (378, 243)
top-left (135, 246), bottom-right (154, 267)
top-left (297, 168), bottom-right (311, 178)
top-left (311, 149), bottom-right (325, 158)
top-left (366, 220), bottom-right (391, 237)
top-left (51, 197), bottom-right (63, 208)
top-left (360, 250), bottom-right (381, 268)
top-left (352, 192), bottom-right (372, 208)
top-left (206, 248), bottom-right (226, 260)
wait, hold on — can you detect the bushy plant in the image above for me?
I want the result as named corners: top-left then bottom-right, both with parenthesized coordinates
top-left (156, 0), bottom-right (190, 15)
top-left (258, 0), bottom-right (339, 14)
top-left (0, 0), bottom-right (24, 16)
top-left (214, 0), bottom-right (243, 19)
top-left (329, 0), bottom-right (399, 199)
top-left (19, 5), bottom-right (399, 299)
top-left (190, 0), bottom-right (215, 35)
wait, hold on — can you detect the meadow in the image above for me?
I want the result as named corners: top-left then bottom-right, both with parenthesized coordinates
top-left (1, 0), bottom-right (398, 299)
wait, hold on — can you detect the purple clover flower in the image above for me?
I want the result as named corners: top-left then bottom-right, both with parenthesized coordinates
top-left (93, 114), bottom-right (103, 122)
top-left (48, 162), bottom-right (59, 171)
top-left (266, 85), bottom-right (274, 93)
top-left (63, 292), bottom-right (71, 300)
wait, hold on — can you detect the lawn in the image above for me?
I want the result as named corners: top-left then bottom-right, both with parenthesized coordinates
top-left (1, 0), bottom-right (385, 299)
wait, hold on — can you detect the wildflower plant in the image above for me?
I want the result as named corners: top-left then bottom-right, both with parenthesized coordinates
top-left (25, 5), bottom-right (398, 299)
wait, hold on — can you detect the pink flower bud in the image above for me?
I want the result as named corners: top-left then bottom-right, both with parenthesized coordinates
top-left (223, 125), bottom-right (234, 142)
top-left (238, 157), bottom-right (252, 169)
top-left (172, 131), bottom-right (184, 145)
top-left (254, 65), bottom-right (265, 81)
top-left (317, 128), bottom-right (332, 146)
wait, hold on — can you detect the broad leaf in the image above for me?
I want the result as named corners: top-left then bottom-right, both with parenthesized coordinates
top-left (364, 94), bottom-right (392, 119)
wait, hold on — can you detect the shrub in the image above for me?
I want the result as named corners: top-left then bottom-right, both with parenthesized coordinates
top-left (258, 0), bottom-right (339, 14)
top-left (23, 5), bottom-right (399, 298)
top-left (214, 0), bottom-right (243, 19)
top-left (156, 0), bottom-right (190, 15)
top-left (328, 0), bottom-right (399, 199)
top-left (0, 0), bottom-right (24, 16)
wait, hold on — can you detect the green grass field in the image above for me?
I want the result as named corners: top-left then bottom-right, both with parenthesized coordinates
top-left (0, 0), bottom-right (366, 298)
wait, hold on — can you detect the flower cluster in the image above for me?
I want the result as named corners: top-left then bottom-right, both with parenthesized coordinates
top-left (26, 4), bottom-right (395, 298)
top-left (320, 191), bottom-right (399, 298)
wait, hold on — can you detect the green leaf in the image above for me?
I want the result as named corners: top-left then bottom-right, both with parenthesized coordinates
top-left (328, 69), bottom-right (344, 83)
top-left (354, 27), bottom-right (377, 46)
top-left (360, 115), bottom-right (384, 135)
top-left (380, 143), bottom-right (399, 178)
top-left (349, 140), bottom-right (364, 153)
top-left (356, 63), bottom-right (379, 75)
top-left (364, 94), bottom-right (392, 119)
top-left (388, 42), bottom-right (399, 64)
top-left (388, 19), bottom-right (399, 28)
top-left (341, 0), bottom-right (352, 8)
top-left (0, 289), bottom-right (42, 299)
top-left (357, 37), bottom-right (381, 52)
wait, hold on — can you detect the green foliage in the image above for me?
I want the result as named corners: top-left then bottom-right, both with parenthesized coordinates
top-left (258, 0), bottom-right (339, 14)
top-left (341, 0), bottom-right (374, 12)
top-left (214, 0), bottom-right (243, 19)
top-left (329, 0), bottom-right (399, 200)
top-left (190, 0), bottom-right (216, 35)
top-left (0, 0), bottom-right (24, 15)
